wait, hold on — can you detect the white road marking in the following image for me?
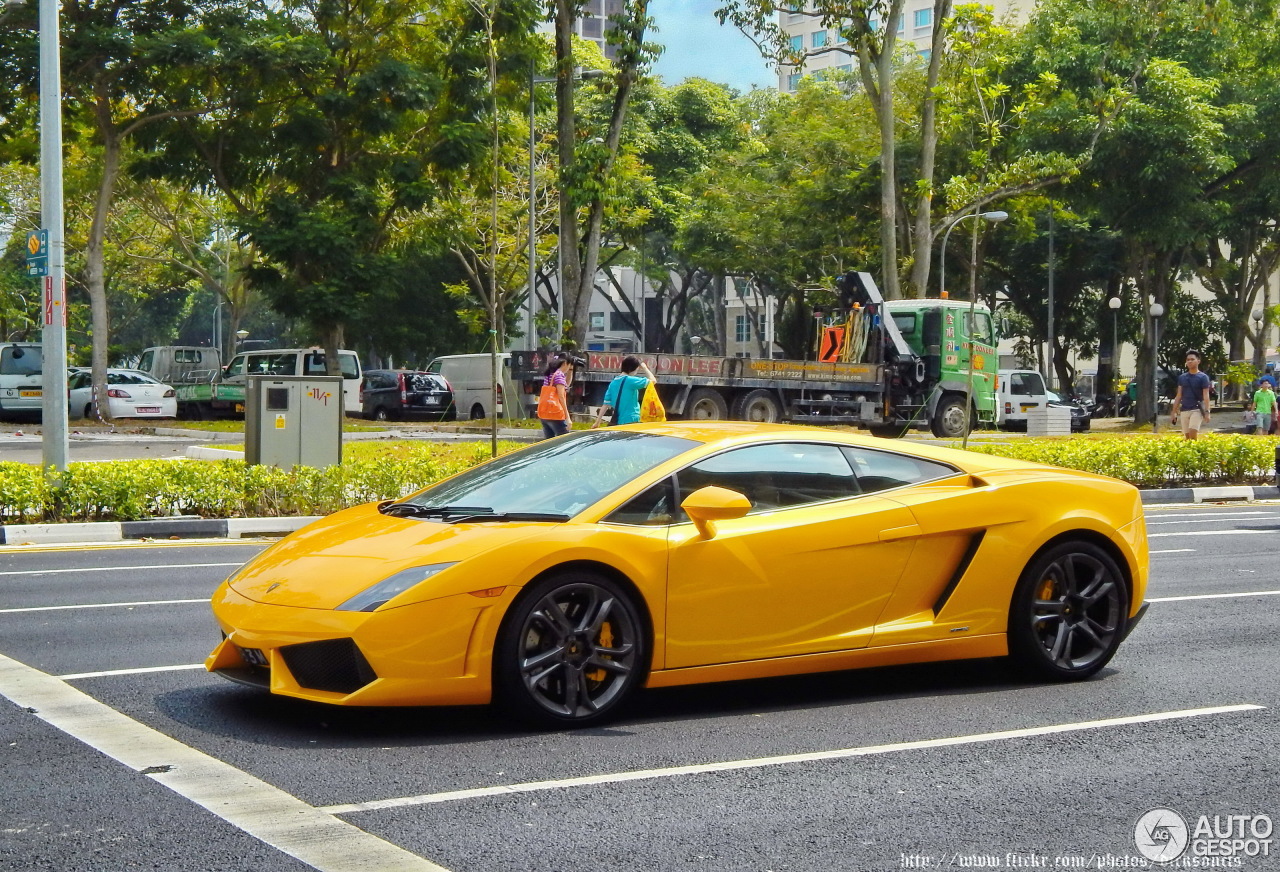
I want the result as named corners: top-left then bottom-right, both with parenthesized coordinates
top-left (1150, 549), bottom-right (1196, 555)
top-left (321, 704), bottom-right (1262, 816)
top-left (0, 562), bottom-right (240, 577)
top-left (1148, 512), bottom-right (1278, 520)
top-left (1148, 516), bottom-right (1279, 526)
top-left (0, 653), bottom-right (450, 872)
top-left (1149, 529), bottom-right (1272, 538)
top-left (1147, 590), bottom-right (1280, 603)
top-left (58, 664), bottom-right (207, 680)
top-left (0, 599), bottom-right (205, 614)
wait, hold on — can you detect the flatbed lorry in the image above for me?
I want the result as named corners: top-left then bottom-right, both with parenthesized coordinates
top-left (511, 272), bottom-right (999, 437)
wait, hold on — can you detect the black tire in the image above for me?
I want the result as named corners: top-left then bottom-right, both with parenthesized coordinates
top-left (1008, 540), bottom-right (1129, 681)
top-left (731, 389), bottom-right (783, 423)
top-left (868, 424), bottom-right (910, 438)
top-left (83, 403), bottom-right (93, 420)
top-left (373, 406), bottom-right (390, 422)
top-left (494, 571), bottom-right (647, 728)
top-left (930, 394), bottom-right (971, 438)
top-left (684, 387), bottom-right (729, 421)
top-left (470, 403), bottom-right (486, 420)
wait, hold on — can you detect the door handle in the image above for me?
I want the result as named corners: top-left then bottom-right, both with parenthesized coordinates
top-left (879, 524), bottom-right (921, 542)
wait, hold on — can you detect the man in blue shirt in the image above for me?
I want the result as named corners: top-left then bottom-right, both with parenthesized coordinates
top-left (1170, 349), bottom-right (1212, 439)
top-left (593, 356), bottom-right (655, 426)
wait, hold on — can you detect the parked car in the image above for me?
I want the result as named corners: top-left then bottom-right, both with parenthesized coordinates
top-left (1046, 390), bottom-right (1091, 432)
top-left (359, 370), bottom-right (454, 421)
top-left (0, 342), bottom-right (45, 421)
top-left (69, 369), bottom-right (178, 419)
top-left (206, 421), bottom-right (1149, 727)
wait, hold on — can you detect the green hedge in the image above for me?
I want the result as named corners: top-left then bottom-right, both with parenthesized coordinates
top-left (1, 435), bottom-right (1276, 524)
top-left (0, 442), bottom-right (516, 524)
top-left (965, 434), bottom-right (1280, 489)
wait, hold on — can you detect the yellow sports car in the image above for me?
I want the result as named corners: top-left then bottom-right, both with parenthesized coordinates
top-left (207, 422), bottom-right (1149, 726)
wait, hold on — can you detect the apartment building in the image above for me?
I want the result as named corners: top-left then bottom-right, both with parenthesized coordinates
top-left (778, 0), bottom-right (1030, 92)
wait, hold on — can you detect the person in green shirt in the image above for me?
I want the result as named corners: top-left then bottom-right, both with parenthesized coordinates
top-left (1251, 377), bottom-right (1277, 435)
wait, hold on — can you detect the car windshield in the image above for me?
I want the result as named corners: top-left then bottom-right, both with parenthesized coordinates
top-left (399, 430), bottom-right (697, 519)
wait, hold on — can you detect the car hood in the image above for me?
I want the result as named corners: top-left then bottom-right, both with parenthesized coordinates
top-left (226, 502), bottom-right (546, 609)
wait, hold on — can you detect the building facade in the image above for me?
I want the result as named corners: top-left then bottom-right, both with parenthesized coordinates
top-left (777, 1), bottom-right (1029, 93)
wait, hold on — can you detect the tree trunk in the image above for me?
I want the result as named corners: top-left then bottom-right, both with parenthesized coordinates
top-left (86, 100), bottom-right (121, 423)
top-left (907, 0), bottom-right (953, 298)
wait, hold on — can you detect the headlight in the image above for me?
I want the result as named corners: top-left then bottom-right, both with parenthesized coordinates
top-left (335, 563), bottom-right (458, 612)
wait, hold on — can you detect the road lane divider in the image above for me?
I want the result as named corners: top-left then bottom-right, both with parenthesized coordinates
top-left (321, 704), bottom-right (1263, 816)
top-left (0, 652), bottom-right (452, 872)
top-left (0, 598), bottom-right (205, 614)
top-left (0, 562), bottom-right (241, 577)
top-left (58, 664), bottom-right (207, 680)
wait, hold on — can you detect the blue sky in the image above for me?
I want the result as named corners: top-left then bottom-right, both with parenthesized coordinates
top-left (648, 0), bottom-right (777, 92)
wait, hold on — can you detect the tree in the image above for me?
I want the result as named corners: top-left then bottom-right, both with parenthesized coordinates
top-left (555, 0), bottom-right (658, 349)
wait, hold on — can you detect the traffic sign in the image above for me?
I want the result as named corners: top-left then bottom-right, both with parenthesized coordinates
top-left (25, 230), bottom-right (48, 277)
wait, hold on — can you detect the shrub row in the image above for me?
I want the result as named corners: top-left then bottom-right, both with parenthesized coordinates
top-left (1, 434), bottom-right (1276, 524)
top-left (965, 434), bottom-right (1280, 488)
top-left (0, 442), bottom-right (514, 523)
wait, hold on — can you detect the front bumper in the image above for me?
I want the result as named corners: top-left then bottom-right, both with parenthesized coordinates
top-left (205, 582), bottom-right (511, 706)
top-left (1122, 601), bottom-right (1149, 640)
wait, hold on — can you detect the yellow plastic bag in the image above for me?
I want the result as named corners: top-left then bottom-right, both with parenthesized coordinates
top-left (640, 381), bottom-right (666, 423)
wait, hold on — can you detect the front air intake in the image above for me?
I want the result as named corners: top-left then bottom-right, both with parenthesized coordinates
top-left (279, 638), bottom-right (377, 694)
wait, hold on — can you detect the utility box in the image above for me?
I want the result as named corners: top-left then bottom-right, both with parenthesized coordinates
top-left (246, 376), bottom-right (343, 468)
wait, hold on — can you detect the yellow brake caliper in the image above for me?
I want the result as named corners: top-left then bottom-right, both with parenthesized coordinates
top-left (587, 622), bottom-right (613, 683)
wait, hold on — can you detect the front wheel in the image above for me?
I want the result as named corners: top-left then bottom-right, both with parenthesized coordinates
top-left (930, 394), bottom-right (971, 438)
top-left (731, 389), bottom-right (783, 423)
top-left (1008, 541), bottom-right (1129, 681)
top-left (495, 572), bottom-right (647, 727)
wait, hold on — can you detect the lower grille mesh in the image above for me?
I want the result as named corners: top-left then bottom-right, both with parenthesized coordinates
top-left (279, 638), bottom-right (377, 694)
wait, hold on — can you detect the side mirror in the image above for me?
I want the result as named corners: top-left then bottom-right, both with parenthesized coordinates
top-left (681, 485), bottom-right (751, 539)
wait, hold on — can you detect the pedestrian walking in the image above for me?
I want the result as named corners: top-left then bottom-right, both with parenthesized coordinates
top-left (1252, 377), bottom-right (1278, 436)
top-left (536, 354), bottom-right (572, 439)
top-left (592, 356), bottom-right (656, 427)
top-left (1170, 350), bottom-right (1212, 440)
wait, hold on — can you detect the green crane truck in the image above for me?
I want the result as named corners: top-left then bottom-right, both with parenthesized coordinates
top-left (510, 272), bottom-right (998, 438)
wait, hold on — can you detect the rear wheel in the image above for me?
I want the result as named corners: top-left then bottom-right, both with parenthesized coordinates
top-left (470, 403), bottom-right (486, 420)
top-left (868, 423), bottom-right (910, 438)
top-left (1008, 541), bottom-right (1128, 681)
top-left (684, 387), bottom-right (729, 421)
top-left (373, 406), bottom-right (390, 422)
top-left (495, 572), bottom-right (647, 727)
top-left (731, 389), bottom-right (783, 423)
top-left (930, 393), bottom-right (971, 438)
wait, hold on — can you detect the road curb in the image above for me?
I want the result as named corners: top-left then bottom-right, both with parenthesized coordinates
top-left (1140, 485), bottom-right (1280, 504)
top-left (0, 516), bottom-right (320, 546)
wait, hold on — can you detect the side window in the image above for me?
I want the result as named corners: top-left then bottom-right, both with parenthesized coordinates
top-left (225, 356), bottom-right (246, 377)
top-left (339, 353), bottom-right (360, 379)
top-left (138, 350), bottom-right (155, 372)
top-left (841, 447), bottom-right (959, 493)
top-left (271, 353), bottom-right (298, 375)
top-left (677, 443), bottom-right (860, 515)
top-left (605, 478), bottom-right (678, 526)
top-left (304, 353), bottom-right (327, 375)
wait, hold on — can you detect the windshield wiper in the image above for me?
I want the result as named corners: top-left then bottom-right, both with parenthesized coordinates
top-left (379, 503), bottom-right (569, 523)
top-left (449, 511), bottom-right (571, 523)
top-left (379, 503), bottom-right (492, 518)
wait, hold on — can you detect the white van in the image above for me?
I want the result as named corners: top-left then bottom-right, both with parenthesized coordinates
top-left (997, 369), bottom-right (1051, 429)
top-left (0, 342), bottom-right (44, 420)
top-left (223, 348), bottom-right (363, 415)
top-left (426, 353), bottom-right (509, 419)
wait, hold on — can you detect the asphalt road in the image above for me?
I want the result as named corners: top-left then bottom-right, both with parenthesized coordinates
top-left (1, 505), bottom-right (1278, 872)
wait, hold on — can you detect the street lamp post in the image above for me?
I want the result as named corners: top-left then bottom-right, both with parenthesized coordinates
top-left (939, 210), bottom-right (1008, 447)
top-left (1253, 307), bottom-right (1266, 373)
top-left (1150, 302), bottom-right (1164, 433)
top-left (1109, 296), bottom-right (1121, 413)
